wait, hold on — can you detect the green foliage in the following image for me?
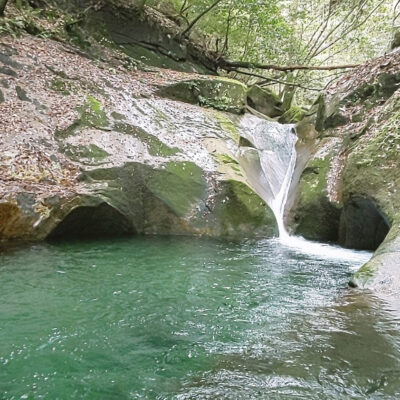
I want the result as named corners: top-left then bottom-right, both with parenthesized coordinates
top-left (144, 0), bottom-right (393, 105)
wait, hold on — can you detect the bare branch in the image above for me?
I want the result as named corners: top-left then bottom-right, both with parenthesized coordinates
top-left (218, 59), bottom-right (359, 72)
top-left (306, 0), bottom-right (368, 62)
top-left (312, 0), bottom-right (386, 59)
top-left (181, 0), bottom-right (225, 37)
top-left (232, 69), bottom-right (321, 91)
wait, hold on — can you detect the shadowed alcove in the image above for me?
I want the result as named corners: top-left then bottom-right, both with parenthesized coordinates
top-left (339, 196), bottom-right (390, 251)
top-left (47, 203), bottom-right (135, 240)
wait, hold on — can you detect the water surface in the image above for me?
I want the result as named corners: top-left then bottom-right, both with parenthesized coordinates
top-left (1, 237), bottom-right (399, 399)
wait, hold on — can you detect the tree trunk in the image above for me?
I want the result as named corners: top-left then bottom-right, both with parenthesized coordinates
top-left (0, 0), bottom-right (9, 16)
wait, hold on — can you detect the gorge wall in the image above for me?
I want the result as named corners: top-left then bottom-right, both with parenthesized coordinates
top-left (288, 49), bottom-right (400, 293)
top-left (0, 30), bottom-right (280, 242)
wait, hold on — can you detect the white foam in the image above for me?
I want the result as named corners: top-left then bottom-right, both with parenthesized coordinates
top-left (278, 235), bottom-right (372, 266)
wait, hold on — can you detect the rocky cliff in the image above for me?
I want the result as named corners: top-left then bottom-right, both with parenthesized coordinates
top-left (0, 31), bottom-right (279, 242)
top-left (289, 48), bottom-right (400, 295)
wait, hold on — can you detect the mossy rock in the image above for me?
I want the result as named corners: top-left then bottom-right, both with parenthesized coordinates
top-left (278, 105), bottom-right (306, 124)
top-left (349, 223), bottom-right (400, 288)
top-left (291, 154), bottom-right (341, 242)
top-left (247, 85), bottom-right (283, 118)
top-left (342, 92), bottom-right (400, 221)
top-left (56, 95), bottom-right (110, 139)
top-left (214, 179), bottom-right (277, 238)
top-left (157, 77), bottom-right (247, 114)
top-left (144, 161), bottom-right (207, 217)
top-left (62, 144), bottom-right (110, 163)
top-left (343, 93), bottom-right (400, 288)
top-left (113, 122), bottom-right (180, 157)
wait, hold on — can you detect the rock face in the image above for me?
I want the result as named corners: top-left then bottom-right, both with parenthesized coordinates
top-left (290, 142), bottom-right (341, 242)
top-left (157, 77), bottom-right (247, 114)
top-left (289, 48), bottom-right (400, 293)
top-left (247, 85), bottom-right (283, 118)
top-left (0, 35), bottom-right (277, 243)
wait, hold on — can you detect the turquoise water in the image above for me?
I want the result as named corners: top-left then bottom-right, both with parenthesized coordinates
top-left (1, 236), bottom-right (400, 399)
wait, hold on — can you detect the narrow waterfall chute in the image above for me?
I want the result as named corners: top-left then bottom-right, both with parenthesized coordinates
top-left (236, 114), bottom-right (372, 262)
top-left (237, 115), bottom-right (297, 238)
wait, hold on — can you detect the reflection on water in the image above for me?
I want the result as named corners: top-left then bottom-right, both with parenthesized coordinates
top-left (0, 236), bottom-right (399, 399)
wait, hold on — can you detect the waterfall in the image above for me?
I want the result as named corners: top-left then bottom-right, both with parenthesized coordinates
top-left (237, 114), bottom-right (372, 261)
top-left (237, 115), bottom-right (297, 238)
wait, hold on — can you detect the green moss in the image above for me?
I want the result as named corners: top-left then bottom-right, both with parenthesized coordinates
top-left (157, 78), bottom-right (247, 114)
top-left (350, 260), bottom-right (379, 287)
top-left (216, 154), bottom-right (239, 165)
top-left (145, 161), bottom-right (206, 216)
top-left (111, 111), bottom-right (126, 120)
top-left (79, 95), bottom-right (108, 127)
top-left (278, 105), bottom-right (306, 123)
top-left (299, 157), bottom-right (330, 203)
top-left (293, 154), bottom-right (342, 241)
top-left (218, 180), bottom-right (276, 237)
top-left (215, 113), bottom-right (240, 142)
top-left (55, 96), bottom-right (109, 139)
top-left (113, 122), bottom-right (180, 157)
top-left (16, 86), bottom-right (30, 101)
top-left (62, 144), bottom-right (109, 162)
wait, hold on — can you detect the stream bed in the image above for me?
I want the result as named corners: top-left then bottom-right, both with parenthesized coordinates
top-left (1, 236), bottom-right (400, 399)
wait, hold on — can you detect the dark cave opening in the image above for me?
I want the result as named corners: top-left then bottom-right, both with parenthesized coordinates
top-left (339, 197), bottom-right (390, 251)
top-left (47, 203), bottom-right (135, 240)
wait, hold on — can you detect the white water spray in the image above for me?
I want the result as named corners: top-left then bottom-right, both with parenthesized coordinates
top-left (238, 115), bottom-right (371, 263)
top-left (237, 115), bottom-right (297, 238)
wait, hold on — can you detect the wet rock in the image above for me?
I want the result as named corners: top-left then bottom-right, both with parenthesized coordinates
top-left (339, 196), bottom-right (390, 250)
top-left (290, 150), bottom-right (342, 242)
top-left (0, 36), bottom-right (276, 243)
top-left (247, 85), bottom-right (283, 118)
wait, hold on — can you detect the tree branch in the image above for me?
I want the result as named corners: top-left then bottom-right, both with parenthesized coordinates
top-left (181, 0), bottom-right (224, 37)
top-left (232, 69), bottom-right (321, 91)
top-left (312, 0), bottom-right (386, 59)
top-left (306, 0), bottom-right (368, 62)
top-left (218, 59), bottom-right (359, 72)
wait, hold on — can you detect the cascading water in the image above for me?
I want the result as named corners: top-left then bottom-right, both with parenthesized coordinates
top-left (237, 115), bottom-right (297, 238)
top-left (237, 114), bottom-right (372, 261)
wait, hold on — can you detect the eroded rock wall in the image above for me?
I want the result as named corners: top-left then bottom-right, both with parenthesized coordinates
top-left (0, 35), bottom-right (277, 242)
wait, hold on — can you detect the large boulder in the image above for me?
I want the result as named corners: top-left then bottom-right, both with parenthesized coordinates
top-left (157, 77), bottom-right (247, 114)
top-left (247, 85), bottom-right (283, 118)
